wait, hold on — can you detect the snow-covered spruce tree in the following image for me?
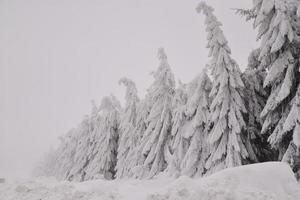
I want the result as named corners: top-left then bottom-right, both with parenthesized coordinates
top-left (132, 48), bottom-right (175, 179)
top-left (67, 115), bottom-right (92, 181)
top-left (180, 71), bottom-right (212, 177)
top-left (166, 72), bottom-right (212, 178)
top-left (252, 0), bottom-right (300, 158)
top-left (197, 2), bottom-right (250, 174)
top-left (283, 86), bottom-right (300, 149)
top-left (165, 81), bottom-right (188, 177)
top-left (54, 128), bottom-right (78, 180)
top-left (84, 96), bottom-right (121, 180)
top-left (127, 97), bottom-right (150, 177)
top-left (116, 77), bottom-right (140, 179)
top-left (242, 49), bottom-right (277, 162)
top-left (58, 101), bottom-right (100, 181)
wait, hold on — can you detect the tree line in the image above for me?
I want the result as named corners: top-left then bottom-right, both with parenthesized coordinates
top-left (35, 1), bottom-right (300, 181)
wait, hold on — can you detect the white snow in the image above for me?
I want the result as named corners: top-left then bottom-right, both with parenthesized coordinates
top-left (1, 162), bottom-right (299, 200)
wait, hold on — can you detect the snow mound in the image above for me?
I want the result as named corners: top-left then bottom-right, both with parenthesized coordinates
top-left (153, 162), bottom-right (300, 200)
top-left (1, 162), bottom-right (299, 200)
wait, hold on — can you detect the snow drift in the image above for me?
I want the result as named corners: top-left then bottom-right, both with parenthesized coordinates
top-left (1, 162), bottom-right (299, 200)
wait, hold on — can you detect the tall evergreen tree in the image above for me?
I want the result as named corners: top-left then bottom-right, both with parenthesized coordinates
top-left (197, 2), bottom-right (250, 173)
top-left (116, 78), bottom-right (140, 178)
top-left (132, 48), bottom-right (175, 178)
top-left (68, 115), bottom-right (92, 181)
top-left (283, 86), bottom-right (300, 148)
top-left (165, 81), bottom-right (188, 177)
top-left (242, 49), bottom-right (276, 162)
top-left (56, 128), bottom-right (78, 180)
top-left (128, 97), bottom-right (151, 177)
top-left (85, 96), bottom-right (121, 180)
top-left (180, 71), bottom-right (212, 177)
top-left (252, 0), bottom-right (300, 158)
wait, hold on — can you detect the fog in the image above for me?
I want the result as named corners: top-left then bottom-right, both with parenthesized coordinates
top-left (0, 0), bottom-right (256, 179)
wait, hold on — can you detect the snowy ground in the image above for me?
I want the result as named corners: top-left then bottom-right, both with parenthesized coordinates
top-left (1, 162), bottom-right (300, 200)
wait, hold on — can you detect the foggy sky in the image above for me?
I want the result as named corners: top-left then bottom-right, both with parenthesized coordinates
top-left (0, 0), bottom-right (256, 179)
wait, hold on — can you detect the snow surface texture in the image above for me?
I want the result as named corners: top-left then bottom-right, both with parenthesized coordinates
top-left (1, 162), bottom-right (300, 200)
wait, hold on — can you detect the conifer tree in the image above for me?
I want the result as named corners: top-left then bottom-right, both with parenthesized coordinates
top-left (132, 48), bottom-right (175, 178)
top-left (85, 96), bottom-right (120, 180)
top-left (197, 2), bottom-right (250, 173)
top-left (242, 49), bottom-right (276, 162)
top-left (56, 129), bottom-right (78, 180)
top-left (283, 86), bottom-right (300, 149)
top-left (116, 77), bottom-right (140, 178)
top-left (68, 115), bottom-right (92, 181)
top-left (252, 0), bottom-right (300, 158)
top-left (64, 101), bottom-right (100, 181)
top-left (165, 81), bottom-right (188, 177)
top-left (180, 71), bottom-right (212, 177)
top-left (128, 97), bottom-right (150, 177)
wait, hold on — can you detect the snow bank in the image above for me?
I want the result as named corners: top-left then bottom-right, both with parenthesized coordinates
top-left (1, 162), bottom-right (299, 200)
top-left (155, 162), bottom-right (300, 200)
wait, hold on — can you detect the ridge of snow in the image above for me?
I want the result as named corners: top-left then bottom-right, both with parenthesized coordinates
top-left (1, 162), bottom-right (300, 200)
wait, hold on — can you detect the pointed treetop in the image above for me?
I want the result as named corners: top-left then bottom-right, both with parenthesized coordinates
top-left (99, 96), bottom-right (114, 111)
top-left (157, 47), bottom-right (167, 60)
top-left (90, 99), bottom-right (98, 111)
top-left (119, 77), bottom-right (139, 108)
top-left (196, 1), bottom-right (230, 60)
top-left (119, 77), bottom-right (135, 88)
top-left (196, 1), bottom-right (214, 14)
top-left (99, 95), bottom-right (121, 112)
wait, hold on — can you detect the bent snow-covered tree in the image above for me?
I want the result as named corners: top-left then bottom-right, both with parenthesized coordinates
top-left (166, 72), bottom-right (212, 178)
top-left (242, 49), bottom-right (276, 162)
top-left (55, 128), bottom-right (79, 180)
top-left (283, 86), bottom-right (300, 149)
top-left (116, 77), bottom-right (140, 178)
top-left (252, 0), bottom-right (300, 159)
top-left (180, 71), bottom-right (212, 177)
top-left (197, 2), bottom-right (250, 174)
top-left (128, 97), bottom-right (150, 177)
top-left (85, 96), bottom-right (121, 180)
top-left (165, 81), bottom-right (188, 177)
top-left (67, 115), bottom-right (93, 181)
top-left (132, 48), bottom-right (175, 179)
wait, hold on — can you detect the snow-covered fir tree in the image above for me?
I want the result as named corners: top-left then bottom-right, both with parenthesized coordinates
top-left (242, 49), bottom-right (277, 162)
top-left (252, 0), bottom-right (300, 159)
top-left (197, 2), bottom-right (250, 174)
top-left (127, 97), bottom-right (151, 177)
top-left (55, 128), bottom-right (79, 180)
top-left (165, 81), bottom-right (188, 177)
top-left (85, 96), bottom-right (121, 180)
top-left (116, 77), bottom-right (140, 179)
top-left (132, 48), bottom-right (175, 179)
top-left (283, 86), bottom-right (300, 148)
top-left (67, 115), bottom-right (92, 181)
top-left (166, 71), bottom-right (212, 178)
top-left (180, 71), bottom-right (212, 177)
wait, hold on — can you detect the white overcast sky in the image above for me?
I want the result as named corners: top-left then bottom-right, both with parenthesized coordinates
top-left (0, 0), bottom-right (257, 178)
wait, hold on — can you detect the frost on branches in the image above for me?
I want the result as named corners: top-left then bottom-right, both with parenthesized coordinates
top-left (132, 48), bottom-right (175, 179)
top-left (252, 0), bottom-right (300, 158)
top-left (116, 78), bottom-right (140, 179)
top-left (84, 96), bottom-right (121, 180)
top-left (180, 71), bottom-right (212, 177)
top-left (165, 71), bottom-right (212, 178)
top-left (165, 81), bottom-right (188, 177)
top-left (67, 116), bottom-right (93, 181)
top-left (197, 2), bottom-right (250, 174)
top-left (127, 98), bottom-right (151, 177)
top-left (242, 49), bottom-right (277, 162)
top-left (283, 86), bottom-right (300, 147)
